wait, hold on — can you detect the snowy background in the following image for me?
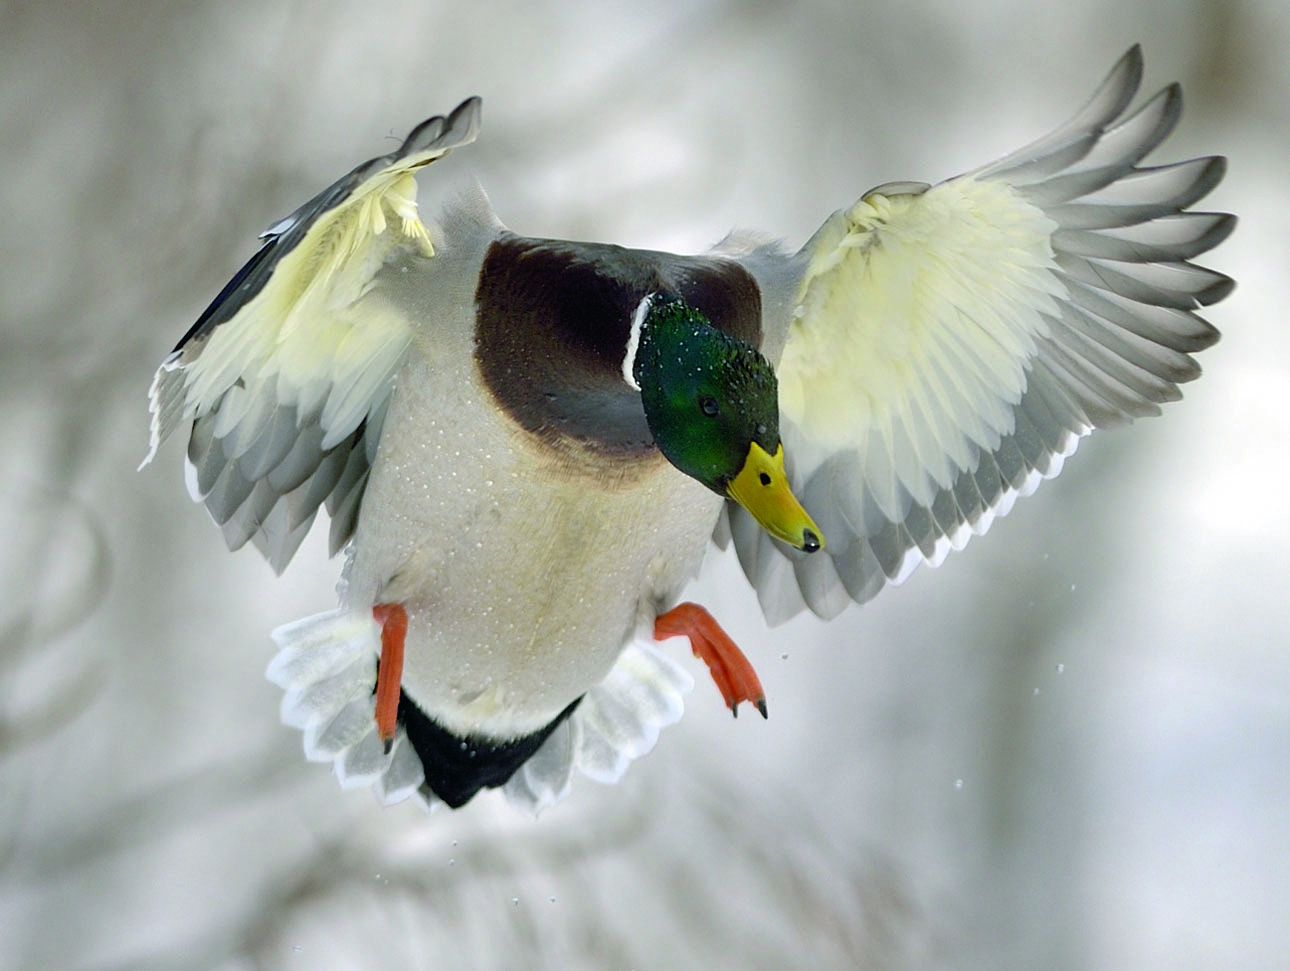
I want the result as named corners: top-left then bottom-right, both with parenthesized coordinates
top-left (2, 1), bottom-right (1286, 968)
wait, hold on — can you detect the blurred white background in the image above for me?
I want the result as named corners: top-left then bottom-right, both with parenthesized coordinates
top-left (1, 1), bottom-right (1285, 968)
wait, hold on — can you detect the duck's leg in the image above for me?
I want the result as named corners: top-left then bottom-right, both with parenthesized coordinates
top-left (371, 603), bottom-right (407, 753)
top-left (654, 602), bottom-right (767, 718)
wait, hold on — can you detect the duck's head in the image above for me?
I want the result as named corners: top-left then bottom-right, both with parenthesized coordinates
top-left (628, 295), bottom-right (824, 553)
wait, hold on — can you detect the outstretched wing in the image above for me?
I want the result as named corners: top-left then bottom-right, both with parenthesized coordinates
top-left (728, 46), bottom-right (1233, 623)
top-left (144, 98), bottom-right (482, 572)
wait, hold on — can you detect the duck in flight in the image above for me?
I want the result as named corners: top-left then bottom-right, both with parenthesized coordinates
top-left (144, 46), bottom-right (1233, 811)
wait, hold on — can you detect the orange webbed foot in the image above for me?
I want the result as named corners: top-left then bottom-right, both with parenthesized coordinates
top-left (371, 603), bottom-right (407, 753)
top-left (654, 602), bottom-right (766, 718)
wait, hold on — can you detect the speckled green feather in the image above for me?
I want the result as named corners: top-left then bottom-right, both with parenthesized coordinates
top-left (633, 296), bottom-right (780, 494)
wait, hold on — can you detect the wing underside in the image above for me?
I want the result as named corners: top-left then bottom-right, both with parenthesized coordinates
top-left (144, 98), bottom-right (482, 571)
top-left (728, 47), bottom-right (1232, 623)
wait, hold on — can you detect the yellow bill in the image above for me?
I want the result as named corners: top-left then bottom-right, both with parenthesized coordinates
top-left (726, 442), bottom-right (825, 553)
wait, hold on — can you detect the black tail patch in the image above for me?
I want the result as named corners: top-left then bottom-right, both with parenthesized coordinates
top-left (398, 692), bottom-right (582, 809)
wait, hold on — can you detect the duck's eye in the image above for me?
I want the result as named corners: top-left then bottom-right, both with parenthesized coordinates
top-left (699, 395), bottom-right (719, 417)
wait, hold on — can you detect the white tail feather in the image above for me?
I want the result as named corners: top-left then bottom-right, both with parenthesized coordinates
top-left (268, 609), bottom-right (693, 814)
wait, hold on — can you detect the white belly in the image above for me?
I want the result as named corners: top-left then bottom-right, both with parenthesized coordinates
top-left (344, 338), bottom-right (722, 739)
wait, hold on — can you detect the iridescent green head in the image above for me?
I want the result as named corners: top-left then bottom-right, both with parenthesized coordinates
top-left (628, 295), bottom-right (823, 553)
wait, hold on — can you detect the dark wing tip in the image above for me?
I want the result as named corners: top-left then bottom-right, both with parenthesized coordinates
top-left (1099, 44), bottom-right (1146, 121)
top-left (400, 96), bottom-right (483, 159)
top-left (1195, 271), bottom-right (1237, 307)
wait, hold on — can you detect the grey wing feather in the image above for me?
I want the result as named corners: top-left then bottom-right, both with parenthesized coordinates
top-left (146, 98), bottom-right (482, 573)
top-left (726, 47), bottom-right (1233, 624)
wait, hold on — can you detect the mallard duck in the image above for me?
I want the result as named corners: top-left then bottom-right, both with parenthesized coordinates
top-left (144, 46), bottom-right (1233, 812)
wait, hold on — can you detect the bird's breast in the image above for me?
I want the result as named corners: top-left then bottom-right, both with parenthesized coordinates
top-left (344, 338), bottom-right (722, 740)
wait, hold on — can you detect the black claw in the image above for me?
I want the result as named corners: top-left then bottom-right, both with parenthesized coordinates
top-left (730, 702), bottom-right (739, 718)
top-left (383, 737), bottom-right (393, 755)
top-left (755, 699), bottom-right (768, 719)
